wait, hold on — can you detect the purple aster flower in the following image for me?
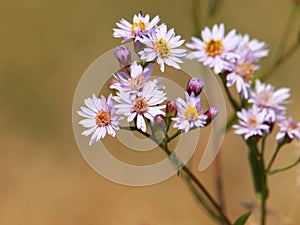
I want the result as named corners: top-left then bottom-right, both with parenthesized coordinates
top-left (186, 23), bottom-right (240, 74)
top-left (113, 12), bottom-right (160, 42)
top-left (77, 94), bottom-right (123, 145)
top-left (276, 117), bottom-right (300, 144)
top-left (233, 106), bottom-right (270, 139)
top-left (172, 92), bottom-right (207, 133)
top-left (138, 23), bottom-right (186, 72)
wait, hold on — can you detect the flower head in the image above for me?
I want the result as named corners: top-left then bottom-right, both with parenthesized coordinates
top-left (186, 23), bottom-right (240, 74)
top-left (233, 106), bottom-right (270, 139)
top-left (139, 23), bottom-right (186, 72)
top-left (276, 117), bottom-right (300, 144)
top-left (77, 94), bottom-right (122, 145)
top-left (172, 92), bottom-right (207, 133)
top-left (249, 80), bottom-right (290, 122)
top-left (113, 81), bottom-right (167, 132)
top-left (113, 12), bottom-right (160, 42)
top-left (226, 35), bottom-right (268, 99)
top-left (110, 61), bottom-right (154, 93)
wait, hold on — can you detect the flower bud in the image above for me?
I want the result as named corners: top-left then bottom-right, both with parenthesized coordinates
top-left (150, 114), bottom-right (167, 143)
top-left (166, 100), bottom-right (177, 118)
top-left (187, 77), bottom-right (204, 96)
top-left (204, 107), bottom-right (218, 125)
top-left (113, 46), bottom-right (132, 67)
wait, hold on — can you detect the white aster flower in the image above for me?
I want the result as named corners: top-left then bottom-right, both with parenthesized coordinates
top-left (113, 80), bottom-right (167, 132)
top-left (77, 94), bottom-right (123, 145)
top-left (172, 92), bottom-right (207, 133)
top-left (110, 61), bottom-right (154, 93)
top-left (113, 12), bottom-right (160, 42)
top-left (249, 80), bottom-right (290, 122)
top-left (233, 106), bottom-right (270, 139)
top-left (139, 23), bottom-right (186, 72)
top-left (186, 23), bottom-right (240, 74)
top-left (276, 117), bottom-right (300, 143)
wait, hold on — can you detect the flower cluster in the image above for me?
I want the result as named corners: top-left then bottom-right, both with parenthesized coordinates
top-left (186, 23), bottom-right (268, 99)
top-left (77, 12), bottom-right (217, 145)
top-left (113, 12), bottom-right (187, 72)
top-left (233, 79), bottom-right (300, 144)
top-left (185, 23), bottom-right (300, 145)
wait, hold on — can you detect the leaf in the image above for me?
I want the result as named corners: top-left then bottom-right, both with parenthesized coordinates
top-left (208, 0), bottom-right (223, 18)
top-left (233, 212), bottom-right (251, 225)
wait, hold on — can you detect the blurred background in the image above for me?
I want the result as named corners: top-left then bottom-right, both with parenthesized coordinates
top-left (1, 0), bottom-right (300, 224)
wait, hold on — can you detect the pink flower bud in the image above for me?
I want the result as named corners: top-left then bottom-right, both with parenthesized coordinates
top-left (187, 78), bottom-right (204, 96)
top-left (204, 107), bottom-right (218, 125)
top-left (113, 46), bottom-right (132, 67)
top-left (166, 100), bottom-right (177, 118)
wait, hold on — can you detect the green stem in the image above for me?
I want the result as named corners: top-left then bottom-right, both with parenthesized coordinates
top-left (246, 138), bottom-right (268, 225)
top-left (268, 157), bottom-right (300, 175)
top-left (120, 126), bottom-right (232, 225)
top-left (266, 144), bottom-right (283, 172)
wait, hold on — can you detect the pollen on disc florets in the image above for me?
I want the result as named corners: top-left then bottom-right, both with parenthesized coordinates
top-left (154, 38), bottom-right (171, 57)
top-left (95, 110), bottom-right (111, 127)
top-left (205, 39), bottom-right (224, 57)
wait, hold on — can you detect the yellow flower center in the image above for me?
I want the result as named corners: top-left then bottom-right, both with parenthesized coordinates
top-left (95, 110), bottom-right (111, 127)
top-left (131, 20), bottom-right (146, 36)
top-left (184, 105), bottom-right (199, 120)
top-left (235, 63), bottom-right (254, 83)
top-left (134, 97), bottom-right (148, 114)
top-left (129, 75), bottom-right (145, 91)
top-left (154, 38), bottom-right (170, 57)
top-left (205, 39), bottom-right (223, 57)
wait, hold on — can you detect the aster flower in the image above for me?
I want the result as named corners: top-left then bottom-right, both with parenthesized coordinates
top-left (226, 52), bottom-right (259, 99)
top-left (186, 23), bottom-right (240, 74)
top-left (77, 94), bottom-right (123, 145)
top-left (110, 61), bottom-right (154, 93)
top-left (276, 117), bottom-right (300, 143)
top-left (113, 12), bottom-right (160, 42)
top-left (249, 80), bottom-right (290, 123)
top-left (233, 106), bottom-right (270, 139)
top-left (113, 80), bottom-right (167, 132)
top-left (138, 23), bottom-right (186, 72)
top-left (172, 92), bottom-right (207, 133)
top-left (226, 35), bottom-right (269, 98)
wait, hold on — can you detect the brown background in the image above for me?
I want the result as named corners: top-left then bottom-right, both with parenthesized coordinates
top-left (1, 0), bottom-right (300, 224)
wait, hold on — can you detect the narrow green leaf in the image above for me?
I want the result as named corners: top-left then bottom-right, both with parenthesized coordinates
top-left (233, 211), bottom-right (251, 225)
top-left (208, 0), bottom-right (223, 18)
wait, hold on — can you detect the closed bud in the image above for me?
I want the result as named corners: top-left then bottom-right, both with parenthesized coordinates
top-left (204, 107), bottom-right (218, 125)
top-left (113, 46), bottom-right (132, 67)
top-left (151, 114), bottom-right (167, 143)
top-left (166, 100), bottom-right (177, 118)
top-left (187, 78), bottom-right (204, 96)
